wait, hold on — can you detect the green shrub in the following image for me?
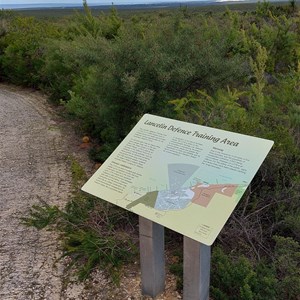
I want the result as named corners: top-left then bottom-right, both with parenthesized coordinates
top-left (211, 247), bottom-right (277, 300)
top-left (62, 201), bottom-right (137, 283)
top-left (0, 16), bottom-right (60, 87)
top-left (64, 11), bottom-right (249, 159)
top-left (274, 236), bottom-right (300, 299)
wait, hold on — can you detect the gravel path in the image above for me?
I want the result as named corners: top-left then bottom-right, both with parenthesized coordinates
top-left (0, 84), bottom-right (98, 299)
top-left (0, 85), bottom-right (70, 299)
top-left (0, 84), bottom-right (181, 300)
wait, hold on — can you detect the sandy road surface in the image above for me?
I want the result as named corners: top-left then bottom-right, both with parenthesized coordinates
top-left (0, 84), bottom-right (181, 300)
top-left (0, 85), bottom-right (71, 299)
top-left (0, 84), bottom-right (107, 299)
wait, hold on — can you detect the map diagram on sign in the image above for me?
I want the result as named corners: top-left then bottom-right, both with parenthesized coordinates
top-left (126, 163), bottom-right (245, 212)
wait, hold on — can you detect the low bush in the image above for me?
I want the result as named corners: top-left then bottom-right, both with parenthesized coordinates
top-left (21, 157), bottom-right (138, 283)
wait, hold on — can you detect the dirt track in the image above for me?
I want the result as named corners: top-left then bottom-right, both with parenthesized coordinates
top-left (0, 84), bottom-right (103, 299)
top-left (0, 84), bottom-right (69, 299)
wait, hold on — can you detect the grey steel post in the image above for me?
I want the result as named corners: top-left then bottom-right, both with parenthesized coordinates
top-left (139, 216), bottom-right (165, 297)
top-left (183, 236), bottom-right (211, 300)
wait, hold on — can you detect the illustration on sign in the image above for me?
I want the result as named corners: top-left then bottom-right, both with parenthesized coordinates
top-left (82, 114), bottom-right (273, 245)
top-left (126, 163), bottom-right (243, 211)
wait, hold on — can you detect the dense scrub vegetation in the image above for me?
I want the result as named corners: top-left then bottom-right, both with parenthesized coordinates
top-left (1, 1), bottom-right (300, 298)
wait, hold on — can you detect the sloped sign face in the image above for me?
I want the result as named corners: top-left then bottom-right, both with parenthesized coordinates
top-left (82, 114), bottom-right (273, 246)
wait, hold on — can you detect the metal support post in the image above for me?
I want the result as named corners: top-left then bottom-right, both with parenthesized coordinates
top-left (183, 236), bottom-right (211, 300)
top-left (139, 216), bottom-right (165, 297)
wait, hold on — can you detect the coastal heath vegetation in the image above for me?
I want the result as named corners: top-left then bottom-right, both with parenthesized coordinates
top-left (1, 1), bottom-right (299, 298)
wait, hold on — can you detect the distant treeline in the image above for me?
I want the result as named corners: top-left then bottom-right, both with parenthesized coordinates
top-left (1, 1), bottom-right (299, 298)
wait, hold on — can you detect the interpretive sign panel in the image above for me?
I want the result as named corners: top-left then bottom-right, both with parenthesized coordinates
top-left (82, 114), bottom-right (273, 245)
